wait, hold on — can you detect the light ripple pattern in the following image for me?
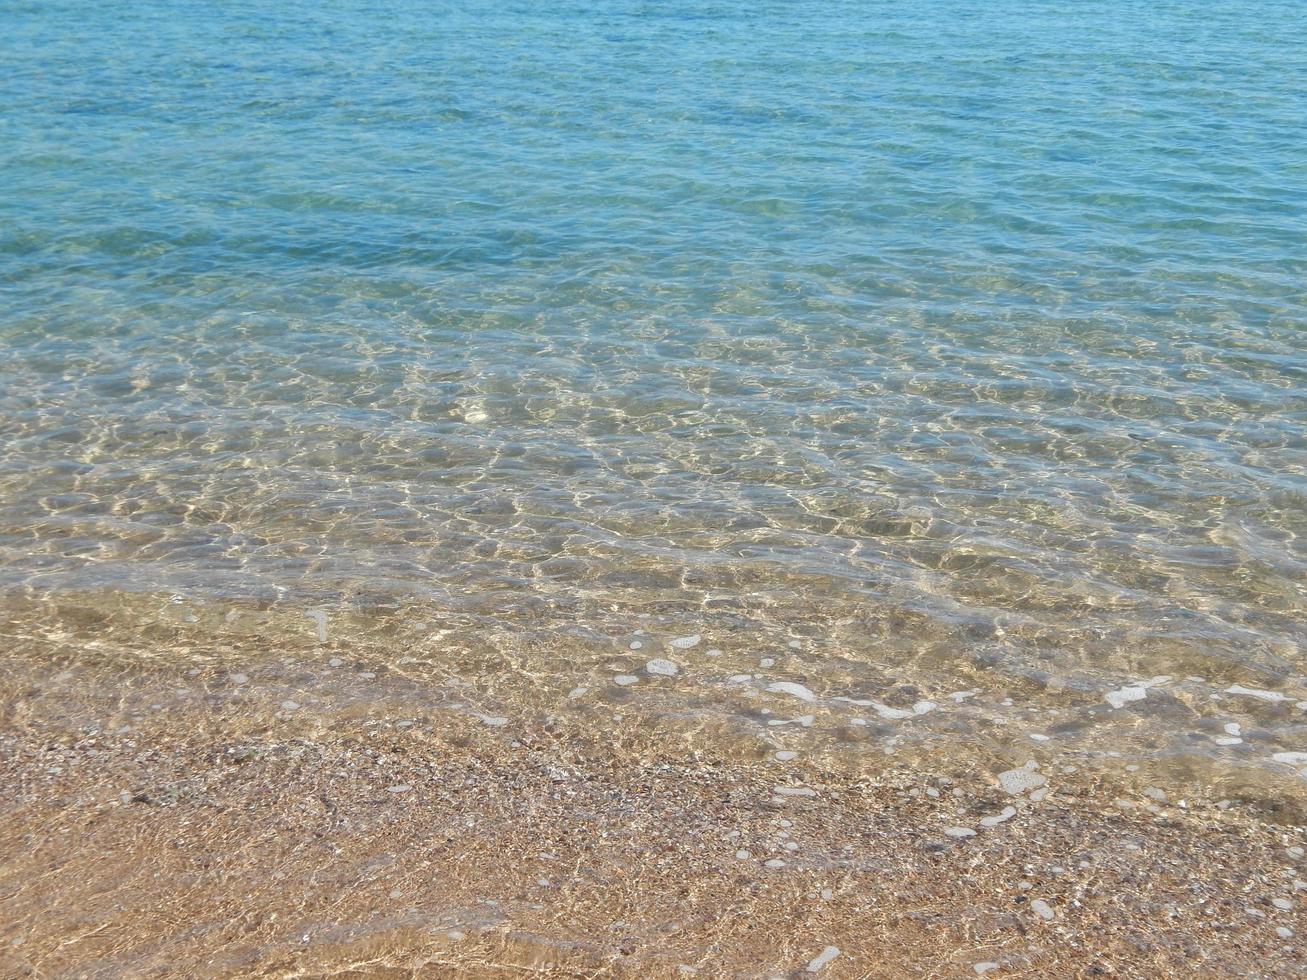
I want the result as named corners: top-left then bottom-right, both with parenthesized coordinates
top-left (1, 0), bottom-right (1305, 779)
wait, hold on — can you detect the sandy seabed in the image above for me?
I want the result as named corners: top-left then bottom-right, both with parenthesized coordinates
top-left (1, 607), bottom-right (1305, 978)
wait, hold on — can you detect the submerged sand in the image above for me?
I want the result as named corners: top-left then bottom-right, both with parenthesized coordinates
top-left (1, 599), bottom-right (1305, 977)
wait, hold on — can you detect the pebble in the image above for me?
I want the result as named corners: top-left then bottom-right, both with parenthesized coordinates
top-left (774, 786), bottom-right (817, 797)
top-left (1272, 897), bottom-right (1293, 910)
top-left (1276, 926), bottom-right (1294, 939)
top-left (1031, 899), bottom-right (1055, 921)
top-left (387, 785), bottom-right (411, 793)
top-left (1226, 685), bottom-right (1293, 703)
top-left (945, 827), bottom-right (977, 838)
top-left (629, 640), bottom-right (643, 650)
top-left (646, 658), bottom-right (679, 676)
top-left (979, 806), bottom-right (1017, 828)
top-left (805, 946), bottom-right (840, 973)
top-left (974, 964), bottom-right (1000, 976)
top-left (280, 700), bottom-right (300, 711)
top-left (230, 674), bottom-right (248, 685)
top-left (764, 858), bottom-right (787, 869)
top-left (305, 609), bottom-right (328, 643)
top-left (669, 634), bottom-right (701, 650)
top-left (614, 675), bottom-right (639, 686)
top-left (328, 658), bottom-right (344, 667)
top-left (447, 930), bottom-right (466, 941)
top-left (774, 751), bottom-right (799, 761)
top-left (1272, 752), bottom-right (1307, 766)
top-left (997, 764), bottom-right (1046, 796)
top-left (1105, 676), bottom-right (1169, 710)
top-left (768, 681), bottom-right (817, 702)
top-left (735, 849), bottom-right (751, 859)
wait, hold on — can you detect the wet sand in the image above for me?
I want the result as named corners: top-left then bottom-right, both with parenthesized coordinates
top-left (2, 614), bottom-right (1305, 978)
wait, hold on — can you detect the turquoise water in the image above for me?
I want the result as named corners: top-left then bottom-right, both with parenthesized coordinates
top-left (2, 2), bottom-right (1306, 778)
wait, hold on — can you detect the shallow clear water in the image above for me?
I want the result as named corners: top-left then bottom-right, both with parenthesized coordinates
top-left (2, 1), bottom-right (1305, 789)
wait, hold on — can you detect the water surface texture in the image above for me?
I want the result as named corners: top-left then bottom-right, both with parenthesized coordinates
top-left (2, 1), bottom-right (1306, 788)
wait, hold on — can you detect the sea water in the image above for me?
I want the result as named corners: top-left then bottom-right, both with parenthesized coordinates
top-left (2, 0), bottom-right (1305, 793)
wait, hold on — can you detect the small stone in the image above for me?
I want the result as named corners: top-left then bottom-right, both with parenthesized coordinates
top-left (1272, 897), bottom-right (1293, 910)
top-left (646, 659), bottom-right (679, 676)
top-left (768, 681), bottom-right (817, 702)
top-left (998, 766), bottom-right (1046, 796)
top-left (805, 945), bottom-right (840, 973)
top-left (1276, 926), bottom-right (1294, 939)
top-left (945, 827), bottom-right (977, 838)
top-left (764, 858), bottom-right (786, 868)
top-left (735, 849), bottom-right (751, 859)
top-left (979, 806), bottom-right (1017, 828)
top-left (1226, 685), bottom-right (1292, 703)
top-left (774, 751), bottom-right (799, 761)
top-left (614, 675), bottom-right (639, 686)
top-left (974, 964), bottom-right (1000, 976)
top-left (280, 700), bottom-right (300, 711)
top-left (387, 785), bottom-right (411, 793)
top-left (1031, 899), bottom-right (1055, 921)
top-left (669, 634), bottom-right (701, 650)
